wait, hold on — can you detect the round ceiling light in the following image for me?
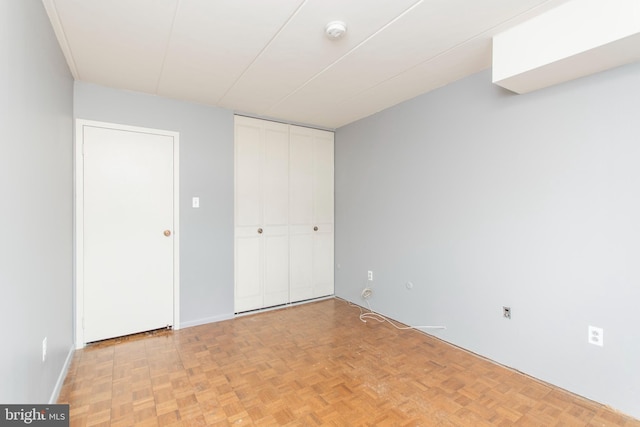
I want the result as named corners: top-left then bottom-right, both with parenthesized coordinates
top-left (325, 21), bottom-right (347, 40)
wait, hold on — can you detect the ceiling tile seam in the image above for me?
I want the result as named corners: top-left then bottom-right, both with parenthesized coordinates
top-left (308, 0), bottom-right (567, 119)
top-left (153, 0), bottom-right (181, 95)
top-left (42, 0), bottom-right (80, 79)
top-left (264, 0), bottom-right (425, 115)
top-left (216, 0), bottom-right (309, 106)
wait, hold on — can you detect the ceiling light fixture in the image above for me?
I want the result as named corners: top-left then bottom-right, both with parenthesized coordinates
top-left (325, 21), bottom-right (347, 40)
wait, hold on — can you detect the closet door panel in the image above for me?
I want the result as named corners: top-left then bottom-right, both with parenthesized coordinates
top-left (236, 116), bottom-right (334, 311)
top-left (235, 118), bottom-right (264, 313)
top-left (235, 123), bottom-right (262, 227)
top-left (289, 131), bottom-right (314, 226)
top-left (235, 116), bottom-right (290, 313)
top-left (264, 227), bottom-right (289, 307)
top-left (313, 225), bottom-right (334, 298)
top-left (235, 234), bottom-right (262, 312)
top-left (289, 227), bottom-right (313, 302)
top-left (263, 125), bottom-right (289, 226)
top-left (314, 133), bottom-right (334, 225)
top-left (289, 129), bottom-right (314, 303)
top-left (312, 130), bottom-right (334, 298)
top-left (289, 125), bottom-right (334, 303)
top-left (262, 122), bottom-right (289, 307)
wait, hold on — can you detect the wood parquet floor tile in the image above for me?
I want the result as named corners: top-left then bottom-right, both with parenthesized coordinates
top-left (58, 298), bottom-right (639, 426)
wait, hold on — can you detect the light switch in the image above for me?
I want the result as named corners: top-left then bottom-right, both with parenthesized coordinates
top-left (192, 197), bottom-right (200, 208)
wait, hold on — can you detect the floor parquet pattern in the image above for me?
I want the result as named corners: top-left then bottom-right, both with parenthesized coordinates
top-left (58, 298), bottom-right (639, 426)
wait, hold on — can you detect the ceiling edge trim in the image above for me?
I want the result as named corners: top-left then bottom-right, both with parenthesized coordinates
top-left (42, 0), bottom-right (79, 79)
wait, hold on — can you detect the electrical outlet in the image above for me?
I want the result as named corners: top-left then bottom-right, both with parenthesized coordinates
top-left (588, 326), bottom-right (603, 347)
top-left (367, 271), bottom-right (373, 281)
top-left (192, 197), bottom-right (200, 208)
top-left (503, 306), bottom-right (511, 319)
top-left (42, 337), bottom-right (47, 362)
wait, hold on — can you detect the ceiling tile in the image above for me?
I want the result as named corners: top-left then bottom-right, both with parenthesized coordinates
top-left (267, 0), bottom-right (562, 126)
top-left (217, 0), bottom-right (420, 114)
top-left (306, 41), bottom-right (491, 128)
top-left (46, 0), bottom-right (580, 129)
top-left (53, 0), bottom-right (178, 93)
top-left (156, 0), bottom-right (305, 105)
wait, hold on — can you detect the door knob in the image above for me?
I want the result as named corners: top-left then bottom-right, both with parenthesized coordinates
top-left (163, 230), bottom-right (171, 237)
top-left (257, 228), bottom-right (263, 234)
top-left (313, 226), bottom-right (318, 231)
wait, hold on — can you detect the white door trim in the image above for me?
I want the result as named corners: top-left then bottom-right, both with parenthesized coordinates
top-left (74, 119), bottom-right (180, 348)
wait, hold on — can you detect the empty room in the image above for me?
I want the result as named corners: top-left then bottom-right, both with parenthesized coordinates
top-left (2, 0), bottom-right (640, 425)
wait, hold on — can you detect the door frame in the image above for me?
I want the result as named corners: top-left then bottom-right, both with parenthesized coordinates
top-left (74, 119), bottom-right (180, 348)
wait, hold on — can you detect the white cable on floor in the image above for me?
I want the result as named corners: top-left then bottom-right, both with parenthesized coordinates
top-left (347, 298), bottom-right (446, 331)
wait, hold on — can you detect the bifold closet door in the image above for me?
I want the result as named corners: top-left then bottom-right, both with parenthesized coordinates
top-left (289, 125), bottom-right (334, 302)
top-left (234, 116), bottom-right (289, 312)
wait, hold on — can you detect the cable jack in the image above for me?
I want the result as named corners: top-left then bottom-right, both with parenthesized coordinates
top-left (361, 287), bottom-right (373, 299)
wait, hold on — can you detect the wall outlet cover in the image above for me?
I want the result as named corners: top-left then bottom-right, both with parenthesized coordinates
top-left (588, 325), bottom-right (603, 347)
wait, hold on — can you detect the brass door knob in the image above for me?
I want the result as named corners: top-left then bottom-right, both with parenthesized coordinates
top-left (163, 230), bottom-right (171, 237)
top-left (257, 228), bottom-right (263, 234)
top-left (313, 226), bottom-right (318, 231)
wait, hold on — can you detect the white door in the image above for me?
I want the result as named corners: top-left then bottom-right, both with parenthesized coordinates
top-left (235, 120), bottom-right (263, 311)
top-left (289, 125), bottom-right (334, 301)
top-left (80, 122), bottom-right (178, 343)
top-left (311, 135), bottom-right (335, 297)
top-left (234, 116), bottom-right (289, 312)
top-left (289, 128), bottom-right (314, 301)
top-left (262, 126), bottom-right (290, 307)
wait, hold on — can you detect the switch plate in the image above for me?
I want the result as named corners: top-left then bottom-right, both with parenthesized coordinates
top-left (503, 306), bottom-right (511, 319)
top-left (192, 197), bottom-right (200, 208)
top-left (588, 326), bottom-right (603, 347)
top-left (367, 271), bottom-right (373, 281)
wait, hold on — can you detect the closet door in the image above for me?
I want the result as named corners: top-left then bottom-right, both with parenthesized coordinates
top-left (234, 116), bottom-right (289, 312)
top-left (262, 126), bottom-right (290, 307)
top-left (289, 125), bottom-right (334, 302)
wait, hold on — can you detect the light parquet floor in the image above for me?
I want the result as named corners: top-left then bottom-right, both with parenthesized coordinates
top-left (58, 298), bottom-right (639, 426)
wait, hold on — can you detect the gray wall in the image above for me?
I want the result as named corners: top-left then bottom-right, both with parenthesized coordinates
top-left (0, 0), bottom-right (74, 403)
top-left (335, 63), bottom-right (640, 418)
top-left (74, 82), bottom-right (235, 326)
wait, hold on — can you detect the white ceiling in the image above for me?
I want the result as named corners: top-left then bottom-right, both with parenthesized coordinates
top-left (43, 0), bottom-right (570, 129)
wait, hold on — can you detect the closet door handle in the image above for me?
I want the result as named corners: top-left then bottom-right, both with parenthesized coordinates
top-left (257, 228), bottom-right (263, 234)
top-left (313, 226), bottom-right (318, 231)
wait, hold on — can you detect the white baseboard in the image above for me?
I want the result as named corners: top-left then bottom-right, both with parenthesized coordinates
top-left (179, 297), bottom-right (335, 328)
top-left (49, 345), bottom-right (75, 404)
top-left (180, 313), bottom-right (234, 329)
top-left (234, 295), bottom-right (334, 317)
